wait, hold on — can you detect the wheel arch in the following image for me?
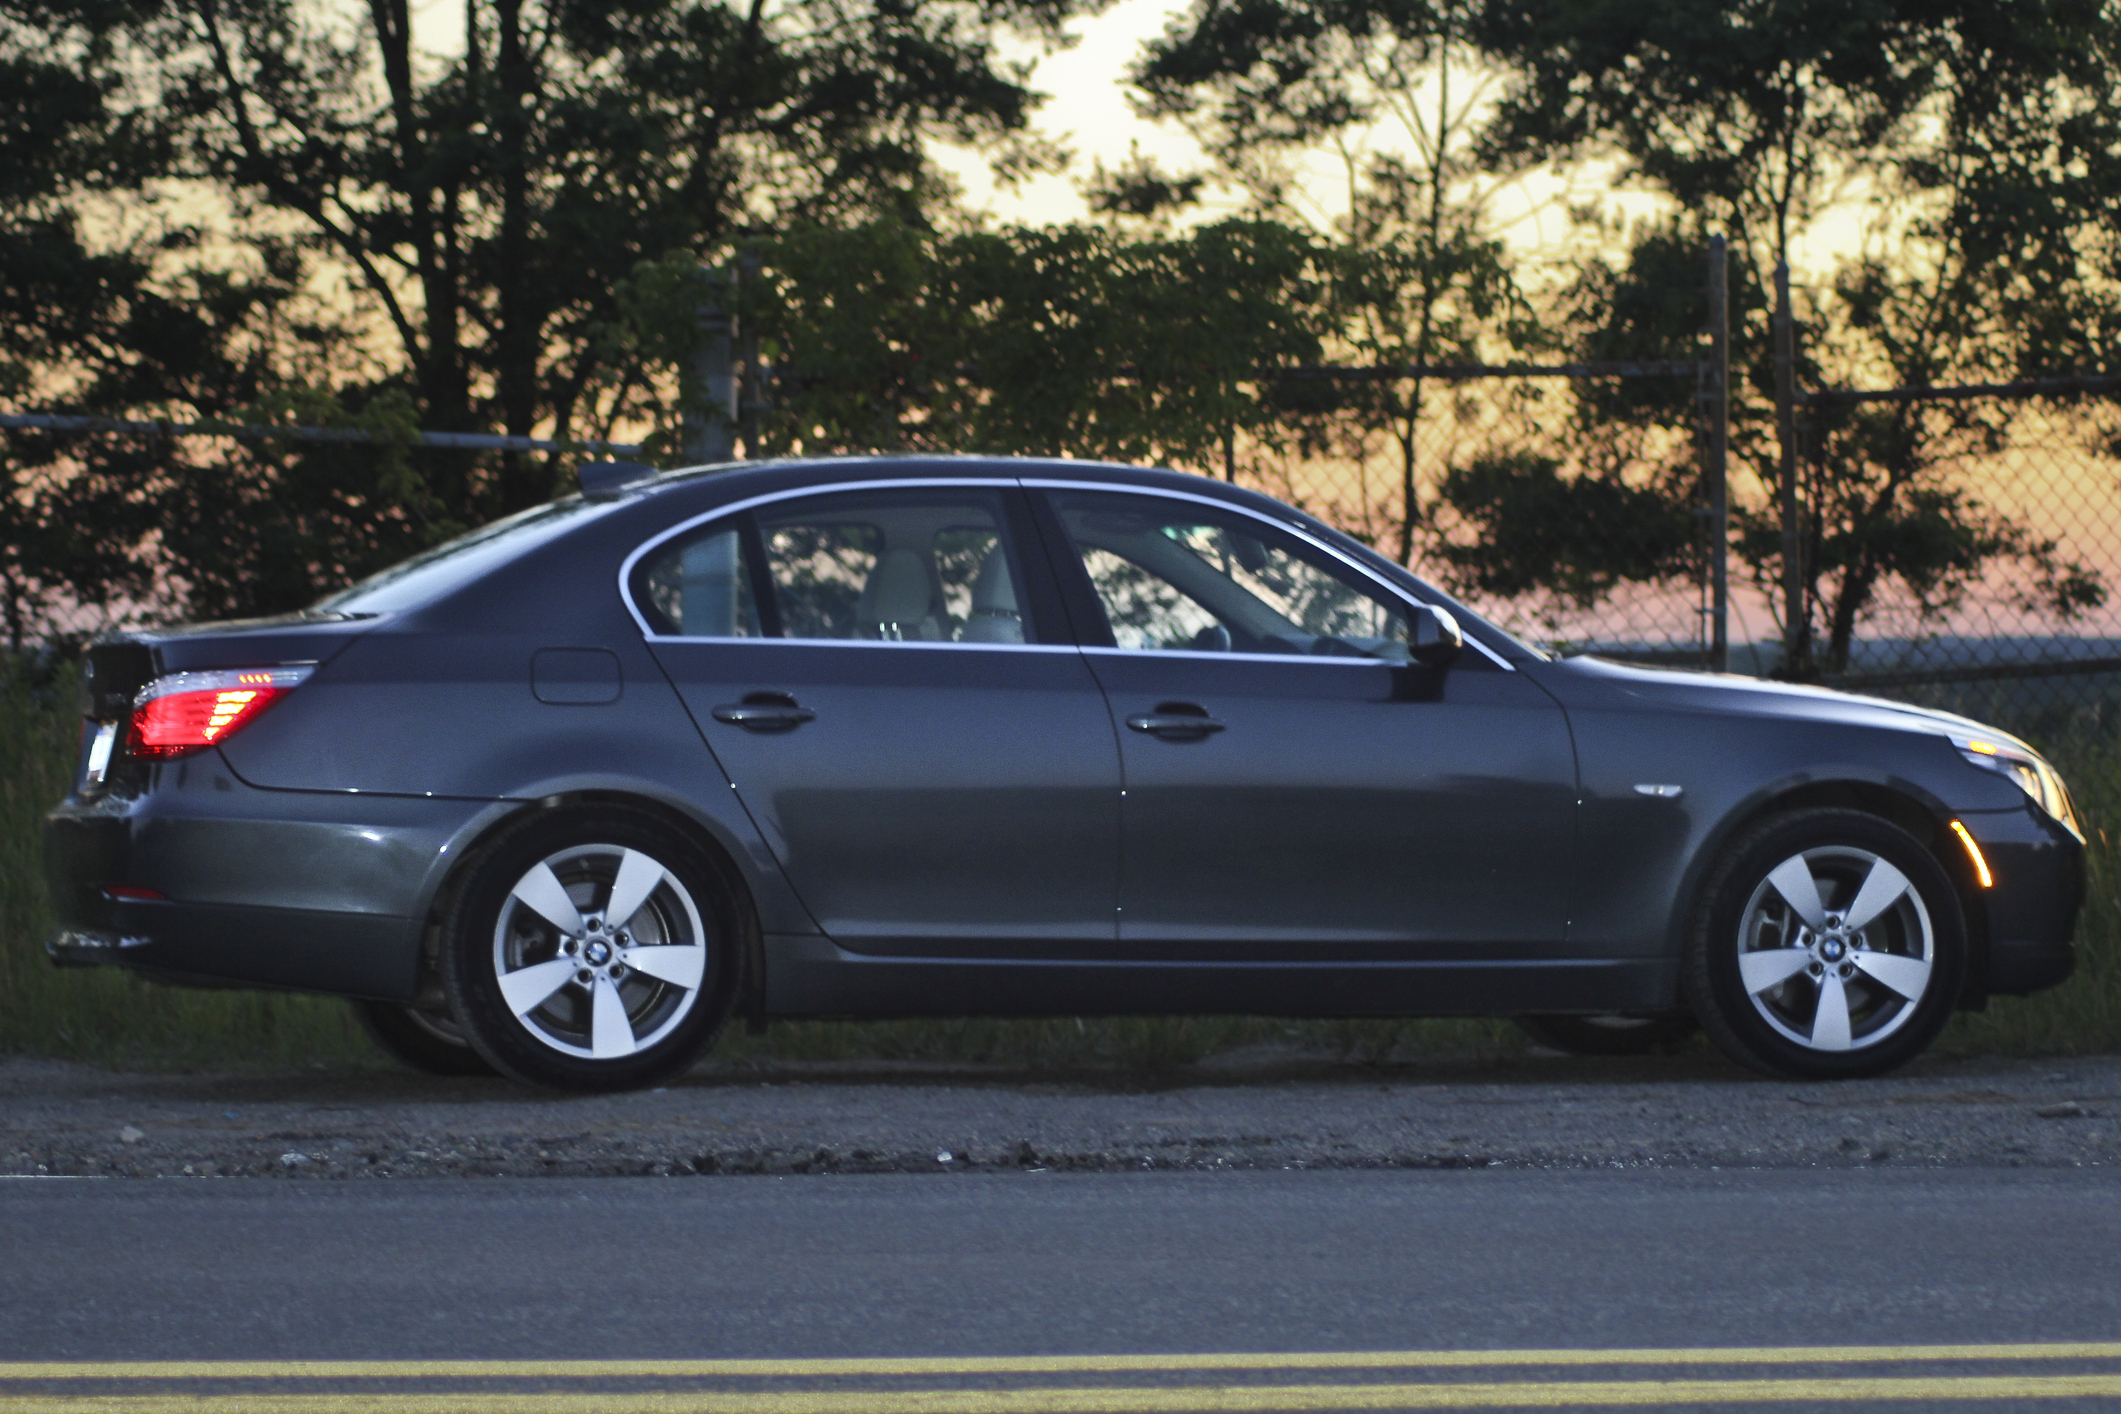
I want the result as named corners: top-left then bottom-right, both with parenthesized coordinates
top-left (1674, 777), bottom-right (1991, 1009)
top-left (415, 788), bottom-right (770, 1026)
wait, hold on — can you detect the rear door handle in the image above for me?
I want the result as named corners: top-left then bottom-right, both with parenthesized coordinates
top-left (712, 694), bottom-right (816, 732)
top-left (1126, 711), bottom-right (1226, 740)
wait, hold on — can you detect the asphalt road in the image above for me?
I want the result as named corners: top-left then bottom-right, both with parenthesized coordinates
top-left (6, 1168), bottom-right (2121, 1409)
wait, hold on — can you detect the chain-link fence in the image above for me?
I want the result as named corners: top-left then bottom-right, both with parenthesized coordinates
top-left (1787, 388), bottom-right (2121, 741)
top-left (1221, 361), bottom-right (2121, 748)
top-left (14, 259), bottom-right (2121, 760)
top-left (0, 416), bottom-right (643, 653)
top-left (1241, 361), bottom-right (1721, 665)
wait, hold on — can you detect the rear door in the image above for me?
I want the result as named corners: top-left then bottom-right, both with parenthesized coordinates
top-left (637, 482), bottom-right (1121, 955)
top-left (1031, 483), bottom-right (1577, 958)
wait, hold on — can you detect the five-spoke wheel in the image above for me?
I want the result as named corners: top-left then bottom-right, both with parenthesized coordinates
top-left (441, 809), bottom-right (739, 1090)
top-left (1687, 809), bottom-right (1964, 1078)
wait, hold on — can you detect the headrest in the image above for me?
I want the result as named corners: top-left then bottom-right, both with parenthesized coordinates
top-left (858, 549), bottom-right (935, 635)
top-left (970, 548), bottom-right (1017, 614)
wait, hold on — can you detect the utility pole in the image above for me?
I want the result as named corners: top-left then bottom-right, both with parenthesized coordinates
top-left (1773, 259), bottom-right (1806, 677)
top-left (684, 265), bottom-right (737, 464)
top-left (1703, 236), bottom-right (1730, 673)
top-left (737, 246), bottom-right (766, 456)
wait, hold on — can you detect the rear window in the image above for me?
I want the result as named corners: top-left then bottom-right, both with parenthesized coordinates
top-left (314, 499), bottom-right (613, 614)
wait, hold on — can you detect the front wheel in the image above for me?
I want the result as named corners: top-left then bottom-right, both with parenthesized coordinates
top-left (1684, 809), bottom-right (1965, 1080)
top-left (440, 809), bottom-right (740, 1091)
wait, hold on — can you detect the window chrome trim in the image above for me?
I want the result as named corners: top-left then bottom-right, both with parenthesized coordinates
top-left (616, 470), bottom-right (1512, 669)
top-left (1025, 477), bottom-right (1515, 671)
top-left (616, 477), bottom-right (1022, 641)
top-left (651, 637), bottom-right (1081, 654)
top-left (1081, 646), bottom-right (1389, 667)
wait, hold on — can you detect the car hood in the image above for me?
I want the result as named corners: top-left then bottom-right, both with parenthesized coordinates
top-left (1535, 654), bottom-right (2035, 755)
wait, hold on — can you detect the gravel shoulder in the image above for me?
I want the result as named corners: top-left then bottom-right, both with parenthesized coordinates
top-left (4, 1047), bottom-right (2117, 1179)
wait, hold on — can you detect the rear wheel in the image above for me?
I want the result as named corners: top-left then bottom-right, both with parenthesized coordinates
top-left (1515, 1014), bottom-right (1698, 1056)
top-left (1684, 808), bottom-right (1964, 1080)
top-left (441, 809), bottom-right (740, 1091)
top-left (350, 998), bottom-right (495, 1077)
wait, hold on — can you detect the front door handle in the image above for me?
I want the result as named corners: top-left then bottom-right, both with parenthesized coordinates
top-left (1126, 704), bottom-right (1226, 741)
top-left (712, 693), bottom-right (816, 732)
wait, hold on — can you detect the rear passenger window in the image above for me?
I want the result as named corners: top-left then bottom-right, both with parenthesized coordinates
top-left (637, 527), bottom-right (763, 638)
top-left (634, 488), bottom-right (1033, 643)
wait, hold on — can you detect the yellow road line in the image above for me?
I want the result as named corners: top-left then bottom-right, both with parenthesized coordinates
top-left (5, 1343), bottom-right (2121, 1381)
top-left (8, 1374), bottom-right (2121, 1411)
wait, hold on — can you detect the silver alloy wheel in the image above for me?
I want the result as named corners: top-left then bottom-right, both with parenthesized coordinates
top-left (1734, 845), bottom-right (1935, 1052)
top-left (490, 842), bottom-right (709, 1060)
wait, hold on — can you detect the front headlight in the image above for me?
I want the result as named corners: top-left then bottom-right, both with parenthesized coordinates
top-left (1954, 735), bottom-right (2082, 840)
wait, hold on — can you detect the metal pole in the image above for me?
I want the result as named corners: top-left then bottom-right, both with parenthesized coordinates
top-left (1705, 236), bottom-right (1730, 673)
top-left (737, 246), bottom-right (764, 457)
top-left (684, 265), bottom-right (737, 464)
top-left (1773, 259), bottom-right (1805, 677)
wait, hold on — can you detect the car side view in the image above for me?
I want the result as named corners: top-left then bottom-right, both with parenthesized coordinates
top-left (44, 457), bottom-right (2084, 1089)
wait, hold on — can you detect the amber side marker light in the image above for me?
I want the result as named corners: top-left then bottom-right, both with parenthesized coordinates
top-left (1949, 820), bottom-right (1994, 889)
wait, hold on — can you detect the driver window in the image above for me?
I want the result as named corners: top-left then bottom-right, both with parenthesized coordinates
top-left (1050, 489), bottom-right (1412, 660)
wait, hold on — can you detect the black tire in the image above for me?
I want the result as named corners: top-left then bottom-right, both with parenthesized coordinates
top-left (1683, 808), bottom-right (1965, 1080)
top-left (1515, 1014), bottom-right (1699, 1056)
top-left (440, 807), bottom-right (741, 1091)
top-left (351, 998), bottom-right (497, 1077)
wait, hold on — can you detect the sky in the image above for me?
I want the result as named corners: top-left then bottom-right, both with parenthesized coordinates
top-left (928, 0), bottom-right (1206, 227)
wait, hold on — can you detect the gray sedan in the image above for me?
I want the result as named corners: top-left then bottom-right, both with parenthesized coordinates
top-left (44, 457), bottom-right (2083, 1088)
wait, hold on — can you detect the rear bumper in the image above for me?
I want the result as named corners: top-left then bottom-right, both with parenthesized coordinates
top-left (42, 758), bottom-right (497, 1000)
top-left (47, 903), bottom-right (422, 997)
top-left (1957, 805), bottom-right (2084, 998)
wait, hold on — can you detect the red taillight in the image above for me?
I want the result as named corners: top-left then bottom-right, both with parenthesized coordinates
top-left (101, 885), bottom-right (167, 901)
top-left (129, 667), bottom-right (314, 759)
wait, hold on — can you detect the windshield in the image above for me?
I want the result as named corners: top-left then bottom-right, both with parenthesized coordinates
top-left (314, 498), bottom-right (612, 614)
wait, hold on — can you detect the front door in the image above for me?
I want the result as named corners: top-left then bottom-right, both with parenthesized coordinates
top-left (639, 483), bottom-right (1119, 954)
top-left (1035, 485), bottom-right (1577, 958)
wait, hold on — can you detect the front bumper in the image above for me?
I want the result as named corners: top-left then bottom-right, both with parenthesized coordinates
top-left (1956, 804), bottom-right (2084, 996)
top-left (43, 755), bottom-right (496, 1000)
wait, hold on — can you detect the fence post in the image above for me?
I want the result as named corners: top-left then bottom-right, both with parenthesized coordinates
top-left (737, 246), bottom-right (765, 456)
top-left (1772, 259), bottom-right (1806, 676)
top-left (1704, 236), bottom-right (1730, 673)
top-left (684, 265), bottom-right (737, 464)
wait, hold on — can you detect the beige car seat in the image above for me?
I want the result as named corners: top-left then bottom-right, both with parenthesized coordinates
top-left (857, 548), bottom-right (943, 640)
top-left (962, 548), bottom-right (1024, 643)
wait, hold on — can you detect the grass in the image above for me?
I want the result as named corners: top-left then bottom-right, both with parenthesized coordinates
top-left (1, 652), bottom-right (2114, 1074)
top-left (0, 659), bottom-right (379, 1070)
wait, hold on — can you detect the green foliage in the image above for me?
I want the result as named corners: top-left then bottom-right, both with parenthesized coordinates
top-left (617, 219), bottom-right (1337, 475)
top-left (1475, 0), bottom-right (1958, 248)
top-left (1, 0), bottom-right (1104, 638)
top-left (0, 658), bottom-right (375, 1068)
top-left (1435, 449), bottom-right (1699, 606)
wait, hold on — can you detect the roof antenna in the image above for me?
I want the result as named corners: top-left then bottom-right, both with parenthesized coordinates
top-left (578, 461), bottom-right (657, 498)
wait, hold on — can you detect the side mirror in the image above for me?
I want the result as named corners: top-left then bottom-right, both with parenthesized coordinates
top-left (1408, 603), bottom-right (1462, 669)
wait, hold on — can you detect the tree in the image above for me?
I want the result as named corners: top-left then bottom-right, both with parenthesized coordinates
top-left (1131, 0), bottom-right (1533, 562)
top-left (1427, 225), bottom-right (1726, 629)
top-left (615, 218), bottom-right (1336, 475)
top-left (1, 0), bottom-right (1104, 638)
top-left (1476, 0), bottom-right (2114, 672)
top-left (150, 0), bottom-right (1093, 521)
